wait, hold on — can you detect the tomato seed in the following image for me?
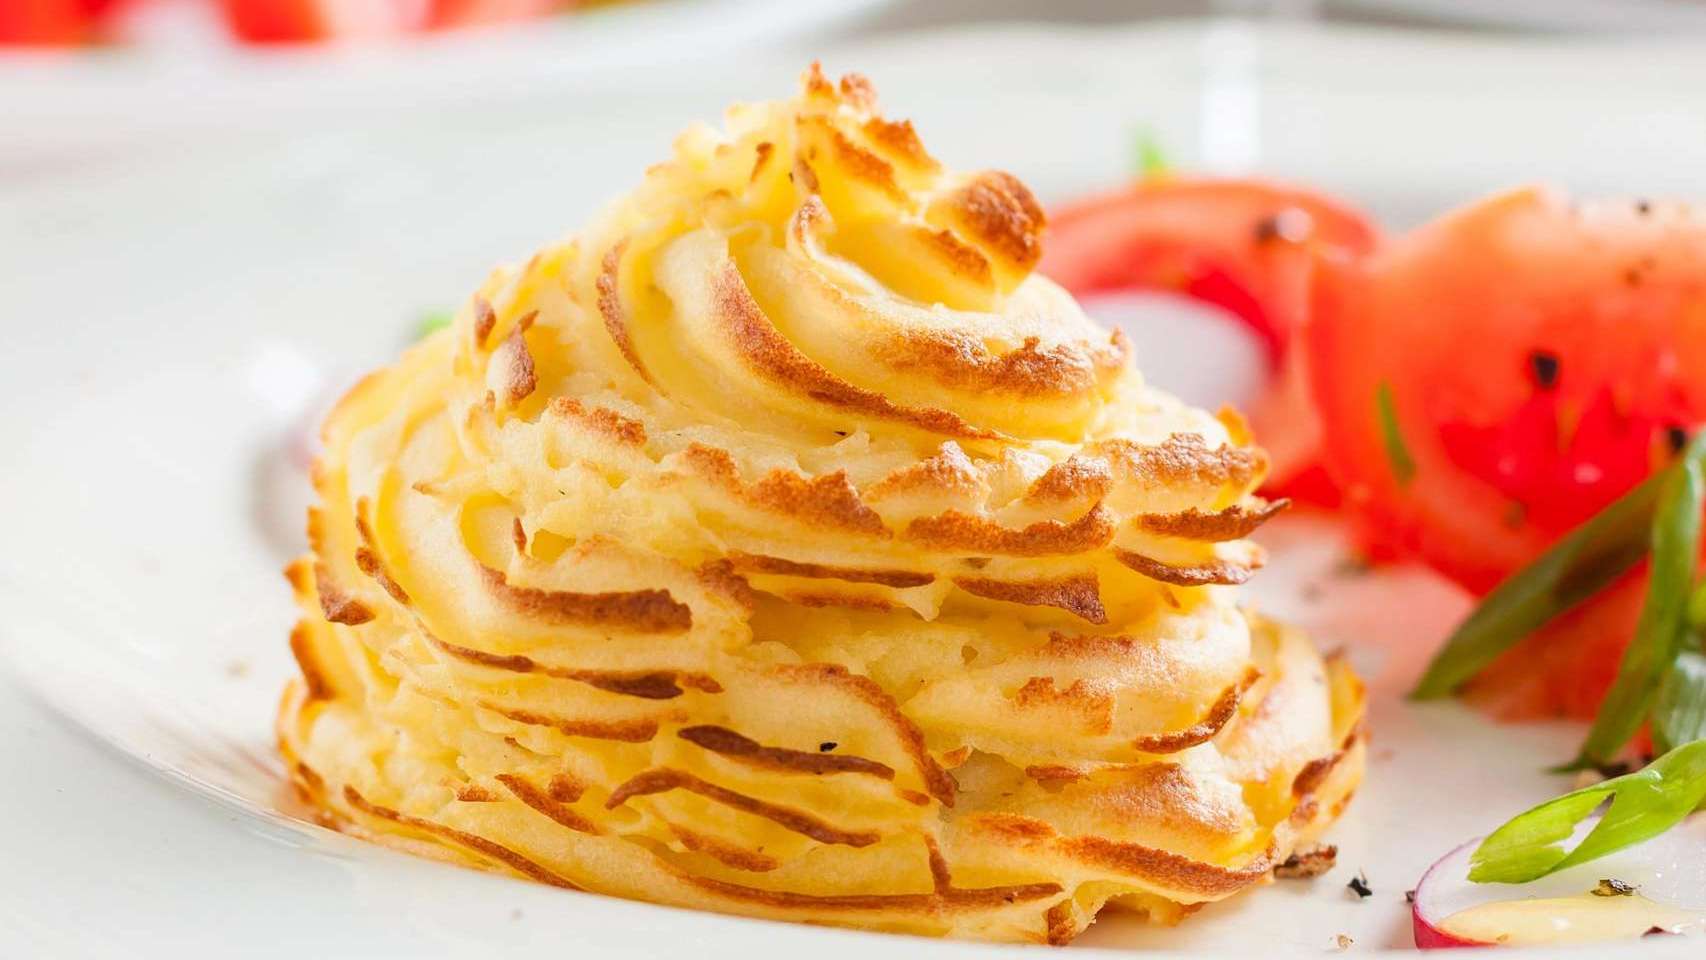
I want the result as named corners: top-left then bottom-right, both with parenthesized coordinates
top-left (1668, 425), bottom-right (1689, 454)
top-left (1528, 350), bottom-right (1561, 390)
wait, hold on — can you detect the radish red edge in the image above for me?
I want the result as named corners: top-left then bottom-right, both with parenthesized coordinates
top-left (1412, 838), bottom-right (1494, 949)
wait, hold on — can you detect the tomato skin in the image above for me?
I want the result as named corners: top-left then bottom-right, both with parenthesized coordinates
top-left (0, 0), bottom-right (93, 44)
top-left (1309, 185), bottom-right (1706, 594)
top-left (1042, 177), bottom-right (1378, 498)
top-left (1044, 177), bottom-right (1377, 357)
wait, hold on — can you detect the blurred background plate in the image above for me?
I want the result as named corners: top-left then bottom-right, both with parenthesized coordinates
top-left (4, 18), bottom-right (1706, 959)
top-left (0, 0), bottom-right (897, 179)
top-left (1339, 0), bottom-right (1706, 32)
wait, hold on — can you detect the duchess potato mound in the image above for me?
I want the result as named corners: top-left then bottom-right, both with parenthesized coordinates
top-left (278, 64), bottom-right (1366, 944)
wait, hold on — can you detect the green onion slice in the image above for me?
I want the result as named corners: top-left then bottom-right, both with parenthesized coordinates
top-left (1687, 579), bottom-right (1706, 630)
top-left (1134, 128), bottom-right (1169, 180)
top-left (1410, 468), bottom-right (1667, 700)
top-left (1375, 382), bottom-right (1417, 488)
top-left (1469, 740), bottom-right (1706, 884)
top-left (418, 309), bottom-right (454, 339)
top-left (1570, 434), bottom-right (1706, 768)
top-left (1654, 651), bottom-right (1706, 755)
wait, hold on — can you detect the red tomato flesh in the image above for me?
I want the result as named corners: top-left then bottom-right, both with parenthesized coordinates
top-left (1309, 186), bottom-right (1706, 718)
top-left (1045, 177), bottom-right (1377, 358)
top-left (0, 0), bottom-right (93, 43)
top-left (1309, 185), bottom-right (1706, 593)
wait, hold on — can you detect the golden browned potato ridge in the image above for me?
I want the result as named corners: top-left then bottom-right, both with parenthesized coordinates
top-left (278, 65), bottom-right (1365, 943)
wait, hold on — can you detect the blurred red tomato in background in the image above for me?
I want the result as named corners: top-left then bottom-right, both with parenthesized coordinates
top-left (0, 0), bottom-right (98, 43)
top-left (0, 0), bottom-right (564, 45)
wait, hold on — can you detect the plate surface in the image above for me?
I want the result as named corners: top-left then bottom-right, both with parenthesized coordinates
top-left (5, 20), bottom-right (1706, 958)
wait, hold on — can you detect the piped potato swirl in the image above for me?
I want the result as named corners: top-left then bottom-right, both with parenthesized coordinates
top-left (279, 66), bottom-right (1365, 943)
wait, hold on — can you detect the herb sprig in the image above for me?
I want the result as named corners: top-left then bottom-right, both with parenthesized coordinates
top-left (1655, 649), bottom-right (1706, 753)
top-left (1414, 431), bottom-right (1706, 769)
top-left (1410, 469), bottom-right (1665, 701)
top-left (1570, 441), bottom-right (1706, 767)
top-left (1469, 740), bottom-right (1706, 884)
top-left (1133, 128), bottom-right (1170, 181)
top-left (417, 308), bottom-right (453, 339)
top-left (1413, 428), bottom-right (1706, 883)
top-left (1375, 382), bottom-right (1416, 488)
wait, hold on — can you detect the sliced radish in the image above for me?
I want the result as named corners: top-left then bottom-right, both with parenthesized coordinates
top-left (1413, 839), bottom-right (1489, 948)
top-left (1414, 813), bottom-right (1706, 948)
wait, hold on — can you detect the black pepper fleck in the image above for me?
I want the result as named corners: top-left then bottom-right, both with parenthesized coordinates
top-left (818, 742), bottom-right (837, 752)
top-left (1347, 872), bottom-right (1373, 899)
top-left (1592, 878), bottom-right (1636, 897)
top-left (1528, 350), bottom-right (1560, 390)
top-left (1253, 207), bottom-right (1312, 245)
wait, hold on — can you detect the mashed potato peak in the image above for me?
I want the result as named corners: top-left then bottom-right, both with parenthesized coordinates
top-left (279, 65), bottom-right (1365, 943)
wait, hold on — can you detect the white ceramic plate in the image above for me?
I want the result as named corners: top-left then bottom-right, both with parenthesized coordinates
top-left (5, 20), bottom-right (1706, 958)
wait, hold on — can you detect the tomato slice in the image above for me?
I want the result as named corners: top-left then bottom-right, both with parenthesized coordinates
top-left (1041, 177), bottom-right (1378, 498)
top-left (1308, 185), bottom-right (1706, 594)
top-left (1044, 177), bottom-right (1378, 358)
